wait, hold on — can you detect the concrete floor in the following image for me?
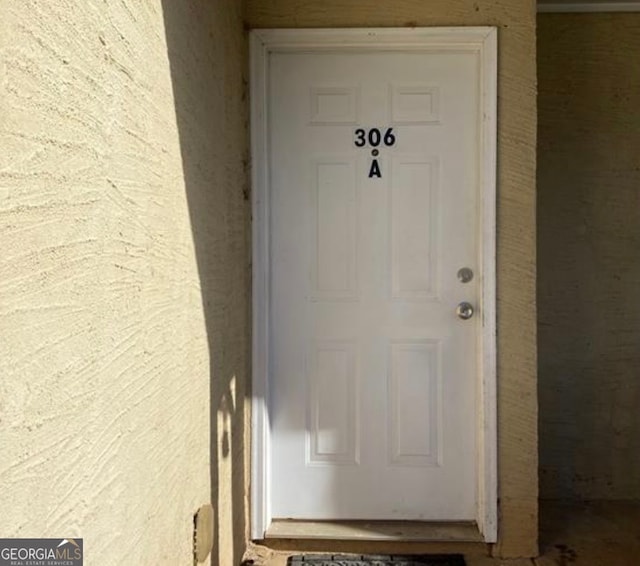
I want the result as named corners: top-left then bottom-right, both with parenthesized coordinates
top-left (457, 500), bottom-right (640, 566)
top-left (246, 501), bottom-right (640, 566)
top-left (534, 500), bottom-right (640, 566)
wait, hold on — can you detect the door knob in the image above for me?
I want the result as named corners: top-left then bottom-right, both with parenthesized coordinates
top-left (456, 302), bottom-right (474, 320)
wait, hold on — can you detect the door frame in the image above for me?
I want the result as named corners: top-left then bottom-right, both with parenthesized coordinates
top-left (250, 27), bottom-right (498, 542)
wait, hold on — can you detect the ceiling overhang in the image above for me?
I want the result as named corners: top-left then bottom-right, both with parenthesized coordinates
top-left (538, 1), bottom-right (640, 11)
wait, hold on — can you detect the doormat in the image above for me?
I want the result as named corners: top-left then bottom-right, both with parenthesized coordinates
top-left (287, 555), bottom-right (465, 566)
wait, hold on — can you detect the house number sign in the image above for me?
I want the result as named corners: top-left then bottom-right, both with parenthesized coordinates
top-left (353, 127), bottom-right (396, 179)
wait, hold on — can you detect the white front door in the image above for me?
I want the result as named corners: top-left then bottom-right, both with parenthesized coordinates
top-left (252, 28), bottom-right (497, 539)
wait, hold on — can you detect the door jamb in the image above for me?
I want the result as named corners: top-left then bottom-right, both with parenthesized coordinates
top-left (250, 26), bottom-right (498, 543)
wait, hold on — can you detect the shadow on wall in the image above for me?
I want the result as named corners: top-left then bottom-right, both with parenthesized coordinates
top-left (537, 14), bottom-right (640, 500)
top-left (161, 2), bottom-right (250, 565)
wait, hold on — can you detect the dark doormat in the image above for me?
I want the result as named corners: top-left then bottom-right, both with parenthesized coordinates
top-left (287, 555), bottom-right (466, 566)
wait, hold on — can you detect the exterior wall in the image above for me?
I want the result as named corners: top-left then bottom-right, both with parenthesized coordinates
top-left (161, 1), bottom-right (251, 565)
top-left (162, 0), bottom-right (251, 566)
top-left (0, 2), bottom-right (248, 566)
top-left (538, 14), bottom-right (640, 500)
top-left (244, 0), bottom-right (538, 560)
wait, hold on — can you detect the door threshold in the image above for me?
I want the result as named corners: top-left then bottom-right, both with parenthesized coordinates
top-left (265, 520), bottom-right (483, 542)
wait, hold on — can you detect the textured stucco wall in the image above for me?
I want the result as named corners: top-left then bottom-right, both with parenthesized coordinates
top-left (244, 0), bottom-right (538, 560)
top-left (0, 1), bottom-right (248, 565)
top-left (538, 14), bottom-right (640, 500)
top-left (161, 1), bottom-right (251, 565)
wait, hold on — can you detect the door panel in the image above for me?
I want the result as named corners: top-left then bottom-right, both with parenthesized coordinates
top-left (268, 50), bottom-right (480, 521)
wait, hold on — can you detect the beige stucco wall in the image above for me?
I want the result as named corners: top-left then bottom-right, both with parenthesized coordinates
top-left (0, 1), bottom-right (248, 565)
top-left (538, 14), bottom-right (640, 500)
top-left (244, 0), bottom-right (538, 560)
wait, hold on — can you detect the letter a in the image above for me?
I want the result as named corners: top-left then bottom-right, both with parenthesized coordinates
top-left (368, 159), bottom-right (381, 179)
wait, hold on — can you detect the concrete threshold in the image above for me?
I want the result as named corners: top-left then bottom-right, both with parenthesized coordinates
top-left (265, 520), bottom-right (483, 542)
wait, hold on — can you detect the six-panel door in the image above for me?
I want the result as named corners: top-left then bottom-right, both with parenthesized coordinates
top-left (268, 50), bottom-right (481, 521)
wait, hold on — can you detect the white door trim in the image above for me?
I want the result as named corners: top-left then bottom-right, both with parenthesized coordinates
top-left (250, 27), bottom-right (498, 543)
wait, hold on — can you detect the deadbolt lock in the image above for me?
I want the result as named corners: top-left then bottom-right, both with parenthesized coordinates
top-left (457, 267), bottom-right (474, 283)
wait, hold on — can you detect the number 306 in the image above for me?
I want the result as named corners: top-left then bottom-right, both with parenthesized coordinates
top-left (354, 127), bottom-right (396, 148)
